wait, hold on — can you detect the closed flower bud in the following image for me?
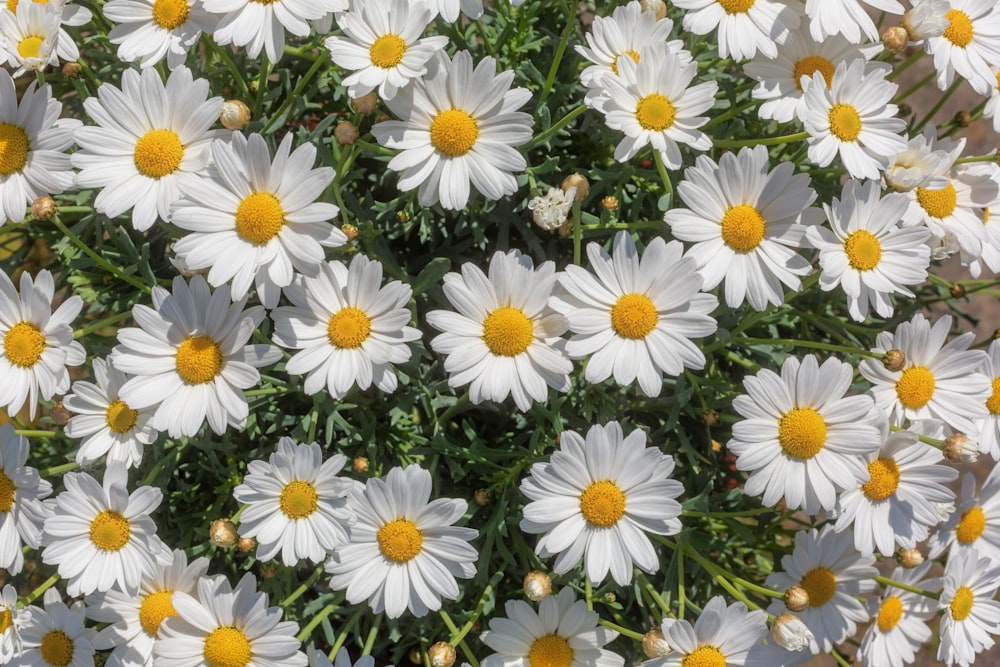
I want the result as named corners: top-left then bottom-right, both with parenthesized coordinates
top-left (409, 650), bottom-right (423, 665)
top-left (954, 110), bottom-right (972, 128)
top-left (523, 571), bottom-right (552, 601)
top-left (882, 26), bottom-right (909, 52)
top-left (341, 224), bottom-right (358, 241)
top-left (50, 401), bottom-right (71, 425)
top-left (642, 629), bottom-right (671, 658)
top-left (944, 433), bottom-right (979, 463)
top-left (237, 536), bottom-right (256, 553)
top-left (397, 211), bottom-right (411, 223)
top-left (353, 456), bottom-right (369, 473)
top-left (898, 548), bottom-right (924, 568)
top-left (474, 489), bottom-right (490, 506)
top-left (259, 563), bottom-right (278, 579)
top-left (883, 349), bottom-right (906, 372)
top-left (601, 195), bottom-right (619, 211)
top-left (771, 614), bottom-right (813, 652)
top-left (352, 93), bottom-right (378, 115)
top-left (335, 121), bottom-right (359, 145)
top-left (561, 173), bottom-right (589, 201)
top-left (702, 410), bottom-right (719, 427)
top-left (62, 62), bottom-right (81, 78)
top-left (784, 585), bottom-right (810, 612)
top-left (210, 518), bottom-right (238, 547)
top-left (950, 282), bottom-right (966, 298)
top-left (220, 100), bottom-right (250, 131)
top-left (898, 103), bottom-right (912, 117)
top-left (31, 196), bottom-right (56, 220)
top-left (641, 0), bottom-right (667, 20)
top-left (429, 642), bottom-right (456, 667)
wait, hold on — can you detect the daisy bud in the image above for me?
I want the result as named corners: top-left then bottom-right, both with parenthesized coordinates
top-left (351, 93), bottom-right (378, 115)
top-left (640, 0), bottom-right (667, 20)
top-left (352, 456), bottom-right (369, 473)
top-left (882, 26), bottom-right (909, 52)
top-left (429, 642), bottom-right (456, 667)
top-left (260, 563), bottom-right (278, 579)
top-left (898, 103), bottom-right (912, 117)
top-left (950, 282), bottom-right (966, 298)
top-left (943, 433), bottom-right (979, 463)
top-left (397, 211), bottom-right (411, 223)
top-left (883, 349), bottom-right (906, 372)
top-left (523, 571), bottom-right (552, 601)
top-left (220, 100), bottom-right (250, 131)
top-left (210, 518), bottom-right (238, 548)
top-left (335, 121), bottom-right (359, 145)
top-left (898, 548), bottom-right (924, 568)
top-left (409, 650), bottom-right (423, 664)
top-left (784, 585), bottom-right (810, 612)
top-left (770, 613), bottom-right (813, 652)
top-left (237, 536), bottom-right (256, 553)
top-left (601, 195), bottom-right (619, 211)
top-left (30, 196), bottom-right (55, 220)
top-left (50, 401), bottom-right (71, 425)
top-left (642, 629), bottom-right (671, 658)
top-left (62, 62), bottom-right (81, 78)
top-left (341, 224), bottom-right (358, 241)
top-left (954, 110), bottom-right (972, 128)
top-left (702, 410), bottom-right (719, 427)
top-left (474, 489), bottom-right (490, 506)
top-left (562, 173), bottom-right (589, 201)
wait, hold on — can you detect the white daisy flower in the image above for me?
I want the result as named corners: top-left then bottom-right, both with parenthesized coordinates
top-left (528, 186), bottom-right (575, 231)
top-left (309, 648), bottom-right (382, 667)
top-left (425, 249), bottom-right (572, 412)
top-left (103, 0), bottom-right (216, 69)
top-left (925, 0), bottom-right (1000, 95)
top-left (833, 425), bottom-right (957, 556)
top-left (0, 268), bottom-right (84, 421)
top-left (519, 421), bottom-right (683, 586)
top-left (62, 356), bottom-right (158, 469)
top-left (937, 548), bottom-right (1000, 667)
top-left (647, 596), bottom-right (768, 667)
top-left (858, 313), bottom-right (990, 435)
top-left (86, 548), bottom-right (209, 667)
top-left (664, 145), bottom-right (823, 311)
top-left (16, 589), bottom-right (96, 667)
top-left (928, 465), bottom-right (1000, 565)
top-left (71, 66), bottom-right (223, 232)
top-left (671, 0), bottom-right (800, 61)
top-left (5, 0), bottom-right (91, 64)
top-left (270, 254), bottom-right (421, 399)
top-left (766, 525), bottom-right (878, 653)
top-left (324, 0), bottom-right (448, 101)
top-left (233, 437), bottom-right (355, 566)
top-left (592, 44), bottom-right (717, 166)
top-left (110, 275), bottom-right (281, 438)
top-left (976, 340), bottom-right (1000, 459)
top-left (326, 465), bottom-right (478, 619)
top-left (204, 0), bottom-right (342, 62)
top-left (0, 1), bottom-right (61, 76)
top-left (883, 128), bottom-right (955, 192)
top-left (155, 572), bottom-right (307, 667)
top-left (0, 69), bottom-right (78, 226)
top-left (902, 0), bottom-right (951, 42)
top-left (965, 189), bottom-right (1000, 277)
top-left (805, 179), bottom-right (931, 322)
top-left (480, 587), bottom-right (623, 667)
top-left (372, 50), bottom-right (533, 211)
top-left (550, 232), bottom-right (718, 397)
top-left (426, 0), bottom-right (483, 22)
top-left (803, 58), bottom-right (908, 180)
top-left (0, 424), bottom-right (52, 576)
top-left (859, 563), bottom-right (941, 667)
top-left (805, 0), bottom-right (904, 44)
top-left (985, 68), bottom-right (1000, 132)
top-left (170, 132), bottom-right (346, 309)
top-left (728, 355), bottom-right (881, 515)
top-left (0, 584), bottom-right (20, 663)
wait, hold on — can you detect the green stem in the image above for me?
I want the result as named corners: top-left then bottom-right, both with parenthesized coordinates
top-left (653, 150), bottom-right (674, 209)
top-left (439, 610), bottom-right (480, 667)
top-left (599, 619), bottom-right (644, 641)
top-left (536, 1), bottom-right (576, 109)
top-left (75, 311), bottom-right (133, 339)
top-left (361, 613), bottom-right (382, 655)
top-left (296, 598), bottom-right (341, 641)
top-left (712, 132), bottom-right (808, 149)
top-left (831, 648), bottom-right (853, 667)
top-left (875, 575), bottom-right (941, 599)
top-left (43, 461), bottom-right (79, 476)
top-left (16, 430), bottom-right (57, 439)
top-left (954, 153), bottom-right (997, 165)
top-left (450, 571), bottom-right (503, 645)
top-left (731, 337), bottom-right (880, 358)
top-left (329, 606), bottom-right (365, 657)
top-left (525, 106), bottom-right (587, 149)
top-left (207, 41), bottom-right (250, 99)
top-left (50, 215), bottom-right (151, 294)
top-left (262, 51), bottom-right (330, 133)
top-left (19, 573), bottom-right (59, 608)
top-left (887, 50), bottom-right (923, 81)
top-left (572, 200), bottom-right (582, 265)
top-left (584, 578), bottom-right (593, 611)
top-left (281, 565), bottom-right (325, 608)
top-left (915, 78), bottom-right (961, 132)
top-left (253, 57), bottom-right (272, 119)
top-left (894, 71), bottom-right (935, 104)
top-left (703, 98), bottom-right (759, 130)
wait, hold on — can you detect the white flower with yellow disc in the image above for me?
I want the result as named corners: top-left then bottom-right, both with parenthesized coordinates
top-left (805, 0), bottom-right (904, 44)
top-left (203, 0), bottom-right (341, 62)
top-left (0, 584), bottom-right (20, 663)
top-left (937, 548), bottom-right (1000, 667)
top-left (4, 0), bottom-right (92, 63)
top-left (859, 563), bottom-right (941, 667)
top-left (0, 424), bottom-right (52, 578)
top-left (924, 0), bottom-right (1000, 96)
top-left (672, 0), bottom-right (801, 61)
top-left (928, 464), bottom-right (1000, 566)
top-left (0, 0), bottom-right (62, 76)
top-left (974, 340), bottom-right (1000, 459)
top-left (647, 596), bottom-right (768, 667)
top-left (16, 588), bottom-right (96, 667)
top-left (103, 0), bottom-right (217, 69)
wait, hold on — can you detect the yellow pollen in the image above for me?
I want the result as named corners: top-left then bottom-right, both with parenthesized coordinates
top-left (175, 335), bottom-right (223, 384)
top-left (528, 634), bottom-right (574, 667)
top-left (634, 93), bottom-right (677, 131)
top-left (234, 192), bottom-right (284, 245)
top-left (203, 626), bottom-right (253, 667)
top-left (717, 0), bottom-right (754, 13)
top-left (40, 630), bottom-right (74, 667)
top-left (843, 230), bottom-right (882, 271)
top-left (793, 55), bottom-right (835, 91)
top-left (369, 33), bottom-right (407, 68)
top-left (0, 608), bottom-right (11, 634)
top-left (777, 407), bottom-right (827, 459)
top-left (944, 9), bottom-right (974, 48)
top-left (17, 35), bottom-right (43, 59)
top-left (720, 204), bottom-right (766, 252)
top-left (105, 399), bottom-right (139, 434)
top-left (610, 49), bottom-right (639, 75)
top-left (89, 509), bottom-right (131, 551)
top-left (681, 645), bottom-right (727, 667)
top-left (877, 595), bottom-right (904, 632)
top-left (4, 0), bottom-right (13, 11)
top-left (986, 378), bottom-right (1000, 414)
top-left (610, 293), bottom-right (658, 340)
top-left (4, 321), bottom-right (45, 368)
top-left (862, 457), bottom-right (901, 502)
top-left (950, 586), bottom-right (975, 621)
top-left (430, 108), bottom-right (479, 157)
top-left (482, 306), bottom-right (534, 357)
top-left (956, 506), bottom-right (986, 544)
top-left (0, 469), bottom-right (14, 513)
top-left (376, 518), bottom-right (424, 562)
top-left (279, 480), bottom-right (318, 519)
top-left (895, 365), bottom-right (935, 409)
top-left (579, 480), bottom-right (626, 527)
top-left (139, 590), bottom-right (177, 637)
top-left (985, 208), bottom-right (991, 225)
top-left (996, 70), bottom-right (1000, 91)
top-left (0, 123), bottom-right (30, 176)
top-left (828, 103), bottom-right (862, 142)
top-left (916, 181), bottom-right (958, 219)
top-left (134, 129), bottom-right (184, 178)
top-left (800, 566), bottom-right (837, 608)
top-left (326, 307), bottom-right (372, 350)
top-left (152, 0), bottom-right (189, 30)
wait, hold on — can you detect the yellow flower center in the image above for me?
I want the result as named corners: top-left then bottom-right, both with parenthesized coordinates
top-left (944, 9), bottom-right (974, 48)
top-left (916, 181), bottom-right (958, 219)
top-left (877, 595), bottom-right (904, 632)
top-left (720, 204), bottom-right (766, 252)
top-left (175, 335), bottom-right (223, 385)
top-left (0, 469), bottom-right (14, 513)
top-left (862, 457), bottom-right (901, 502)
top-left (0, 608), bottom-right (11, 634)
top-left (279, 480), bottom-right (318, 519)
top-left (139, 590), bottom-right (177, 637)
top-left (986, 378), bottom-right (1000, 414)
top-left (326, 307), bottom-right (372, 350)
top-left (828, 103), bottom-right (862, 142)
top-left (204, 626), bottom-right (253, 667)
top-left (234, 192), bottom-right (284, 245)
top-left (105, 399), bottom-right (139, 434)
top-left (844, 230), bottom-right (882, 271)
top-left (950, 586), bottom-right (975, 621)
top-left (895, 365), bottom-right (935, 409)
top-left (777, 407), bottom-right (827, 459)
top-left (610, 49), bottom-right (639, 75)
top-left (579, 480), bottom-right (626, 527)
top-left (369, 33), bottom-right (407, 68)
top-left (430, 108), bottom-right (479, 157)
top-left (134, 129), bottom-right (184, 179)
top-left (956, 506), bottom-right (986, 544)
top-left (4, 321), bottom-right (45, 368)
top-left (528, 634), bottom-right (574, 667)
top-left (0, 123), bottom-right (29, 176)
top-left (482, 306), bottom-right (534, 357)
top-left (152, 0), bottom-right (189, 30)
top-left (800, 566), bottom-right (837, 608)
top-left (610, 293), bottom-right (658, 339)
top-left (681, 645), bottom-right (727, 667)
top-left (40, 630), bottom-right (74, 667)
top-left (793, 55), bottom-right (835, 91)
top-left (376, 518), bottom-right (424, 562)
top-left (634, 93), bottom-right (677, 131)
top-left (89, 509), bottom-right (131, 551)
top-left (17, 35), bottom-right (43, 59)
